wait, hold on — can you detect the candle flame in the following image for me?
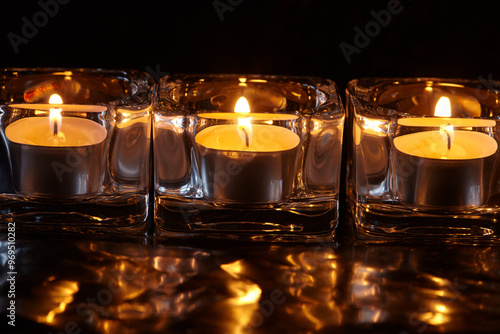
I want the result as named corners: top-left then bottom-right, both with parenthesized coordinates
top-left (435, 97), bottom-right (454, 151)
top-left (235, 96), bottom-right (250, 114)
top-left (434, 96), bottom-right (451, 117)
top-left (49, 94), bottom-right (63, 136)
top-left (236, 97), bottom-right (252, 148)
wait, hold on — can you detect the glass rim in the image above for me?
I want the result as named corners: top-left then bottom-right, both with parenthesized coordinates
top-left (347, 77), bottom-right (500, 119)
top-left (0, 67), bottom-right (155, 108)
top-left (156, 73), bottom-right (344, 116)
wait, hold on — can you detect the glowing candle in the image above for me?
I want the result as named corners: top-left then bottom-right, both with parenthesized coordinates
top-left (394, 97), bottom-right (498, 207)
top-left (5, 94), bottom-right (107, 197)
top-left (195, 97), bottom-right (300, 203)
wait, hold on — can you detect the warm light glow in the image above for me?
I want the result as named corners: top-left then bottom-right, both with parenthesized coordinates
top-left (49, 93), bottom-right (63, 105)
top-left (238, 77), bottom-right (247, 87)
top-left (221, 260), bottom-right (244, 279)
top-left (235, 97), bottom-right (252, 147)
top-left (434, 96), bottom-right (451, 117)
top-left (237, 284), bottom-right (262, 304)
top-left (37, 280), bottom-right (79, 325)
top-left (434, 303), bottom-right (448, 313)
top-left (435, 97), bottom-right (454, 150)
top-left (235, 96), bottom-right (250, 114)
top-left (49, 94), bottom-right (63, 137)
top-left (363, 118), bottom-right (387, 134)
top-left (221, 260), bottom-right (262, 305)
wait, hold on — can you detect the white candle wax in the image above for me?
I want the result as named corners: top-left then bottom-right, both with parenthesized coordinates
top-left (394, 130), bottom-right (497, 160)
top-left (6, 117), bottom-right (106, 147)
top-left (196, 124), bottom-right (300, 152)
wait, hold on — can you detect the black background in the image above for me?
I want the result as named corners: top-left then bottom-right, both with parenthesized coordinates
top-left (1, 0), bottom-right (500, 98)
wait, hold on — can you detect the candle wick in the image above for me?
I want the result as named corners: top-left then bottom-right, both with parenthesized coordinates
top-left (239, 126), bottom-right (250, 148)
top-left (53, 121), bottom-right (58, 136)
top-left (444, 129), bottom-right (451, 151)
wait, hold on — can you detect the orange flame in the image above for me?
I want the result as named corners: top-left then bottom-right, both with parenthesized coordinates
top-left (235, 97), bottom-right (252, 147)
top-left (49, 94), bottom-right (63, 136)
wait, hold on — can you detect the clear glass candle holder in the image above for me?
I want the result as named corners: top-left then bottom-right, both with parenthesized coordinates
top-left (154, 74), bottom-right (344, 242)
top-left (0, 68), bottom-right (154, 235)
top-left (346, 77), bottom-right (500, 243)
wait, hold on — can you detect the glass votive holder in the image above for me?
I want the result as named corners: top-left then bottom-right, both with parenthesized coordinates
top-left (346, 77), bottom-right (500, 243)
top-left (0, 68), bottom-right (154, 235)
top-left (154, 74), bottom-right (345, 242)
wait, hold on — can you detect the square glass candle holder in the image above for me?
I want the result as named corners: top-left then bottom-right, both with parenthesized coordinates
top-left (346, 77), bottom-right (500, 243)
top-left (154, 74), bottom-right (345, 242)
top-left (0, 68), bottom-right (154, 235)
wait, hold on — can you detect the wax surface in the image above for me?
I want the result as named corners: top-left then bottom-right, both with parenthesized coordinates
top-left (6, 117), bottom-right (107, 147)
top-left (196, 124), bottom-right (300, 152)
top-left (394, 130), bottom-right (498, 159)
top-left (397, 117), bottom-right (495, 127)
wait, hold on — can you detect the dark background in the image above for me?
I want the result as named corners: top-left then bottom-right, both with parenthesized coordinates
top-left (1, 0), bottom-right (500, 98)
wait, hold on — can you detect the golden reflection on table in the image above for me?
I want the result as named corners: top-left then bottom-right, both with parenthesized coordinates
top-left (1, 237), bottom-right (500, 333)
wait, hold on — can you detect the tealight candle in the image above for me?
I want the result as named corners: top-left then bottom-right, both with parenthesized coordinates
top-left (195, 97), bottom-right (301, 203)
top-left (5, 94), bottom-right (107, 198)
top-left (394, 97), bottom-right (498, 207)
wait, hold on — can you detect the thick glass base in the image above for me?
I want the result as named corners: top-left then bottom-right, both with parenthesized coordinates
top-left (351, 199), bottom-right (500, 244)
top-left (155, 196), bottom-right (338, 242)
top-left (0, 192), bottom-right (149, 236)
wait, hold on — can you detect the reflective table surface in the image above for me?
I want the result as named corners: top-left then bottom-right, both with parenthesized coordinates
top-left (2, 211), bottom-right (500, 334)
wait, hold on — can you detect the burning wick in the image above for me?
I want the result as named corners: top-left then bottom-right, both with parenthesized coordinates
top-left (49, 94), bottom-right (63, 139)
top-left (444, 128), bottom-right (452, 150)
top-left (239, 125), bottom-right (250, 147)
top-left (53, 120), bottom-right (59, 136)
top-left (440, 124), bottom-right (454, 151)
top-left (434, 98), bottom-right (454, 152)
top-left (235, 97), bottom-right (252, 149)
